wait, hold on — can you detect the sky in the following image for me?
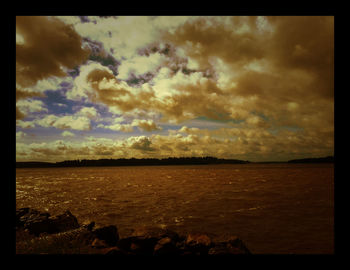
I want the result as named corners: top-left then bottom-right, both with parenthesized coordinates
top-left (15, 16), bottom-right (334, 162)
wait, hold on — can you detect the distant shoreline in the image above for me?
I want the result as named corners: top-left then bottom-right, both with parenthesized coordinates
top-left (16, 156), bottom-right (333, 168)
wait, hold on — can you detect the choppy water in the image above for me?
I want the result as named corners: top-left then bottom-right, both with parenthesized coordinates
top-left (16, 163), bottom-right (334, 254)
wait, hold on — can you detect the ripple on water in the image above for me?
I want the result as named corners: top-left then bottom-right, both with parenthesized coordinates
top-left (16, 164), bottom-right (334, 254)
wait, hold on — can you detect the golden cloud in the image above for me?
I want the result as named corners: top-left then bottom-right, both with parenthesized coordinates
top-left (16, 16), bottom-right (90, 88)
top-left (16, 16), bottom-right (334, 162)
top-left (131, 119), bottom-right (161, 132)
top-left (16, 124), bottom-right (334, 162)
top-left (16, 16), bottom-right (90, 119)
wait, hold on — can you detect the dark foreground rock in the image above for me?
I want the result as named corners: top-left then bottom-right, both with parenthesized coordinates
top-left (16, 208), bottom-right (251, 255)
top-left (16, 208), bottom-right (80, 236)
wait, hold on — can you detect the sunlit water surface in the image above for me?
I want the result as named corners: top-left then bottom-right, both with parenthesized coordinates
top-left (16, 163), bottom-right (334, 254)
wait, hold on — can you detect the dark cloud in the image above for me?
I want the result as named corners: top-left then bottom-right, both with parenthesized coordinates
top-left (83, 37), bottom-right (120, 75)
top-left (16, 88), bottom-right (44, 102)
top-left (163, 17), bottom-right (266, 69)
top-left (16, 16), bottom-right (90, 88)
top-left (266, 16), bottom-right (334, 99)
top-left (126, 72), bottom-right (155, 86)
top-left (137, 43), bottom-right (174, 57)
top-left (16, 88), bottom-right (45, 119)
top-left (129, 136), bottom-right (156, 152)
top-left (16, 16), bottom-right (90, 119)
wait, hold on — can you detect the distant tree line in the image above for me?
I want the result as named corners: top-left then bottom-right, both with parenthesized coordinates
top-left (16, 157), bottom-right (250, 168)
top-left (16, 156), bottom-right (334, 168)
top-left (287, 156), bottom-right (334, 163)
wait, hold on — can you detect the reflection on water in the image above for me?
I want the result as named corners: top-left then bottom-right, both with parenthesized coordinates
top-left (16, 163), bottom-right (334, 254)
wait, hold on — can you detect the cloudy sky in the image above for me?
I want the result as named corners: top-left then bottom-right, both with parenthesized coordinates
top-left (16, 16), bottom-right (334, 162)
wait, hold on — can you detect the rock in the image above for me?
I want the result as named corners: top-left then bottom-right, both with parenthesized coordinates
top-left (17, 208), bottom-right (48, 226)
top-left (47, 210), bottom-right (80, 234)
top-left (16, 208), bottom-right (252, 255)
top-left (91, 238), bottom-right (109, 249)
top-left (84, 221), bottom-right (95, 231)
top-left (207, 236), bottom-right (251, 255)
top-left (117, 226), bottom-right (179, 255)
top-left (208, 241), bottom-right (246, 255)
top-left (130, 242), bottom-right (145, 254)
top-left (19, 209), bottom-right (51, 236)
top-left (186, 233), bottom-right (212, 246)
top-left (208, 242), bottom-right (232, 255)
top-left (153, 237), bottom-right (179, 255)
top-left (184, 233), bottom-right (213, 255)
top-left (103, 246), bottom-right (127, 255)
top-left (16, 208), bottom-right (80, 236)
top-left (226, 236), bottom-right (251, 254)
top-left (120, 226), bottom-right (181, 255)
top-left (116, 236), bottom-right (136, 252)
top-left (16, 208), bottom-right (30, 227)
top-left (92, 225), bottom-right (119, 246)
top-left (131, 226), bottom-right (180, 242)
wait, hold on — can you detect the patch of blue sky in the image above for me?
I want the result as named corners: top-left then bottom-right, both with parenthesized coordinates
top-left (38, 89), bottom-right (76, 115)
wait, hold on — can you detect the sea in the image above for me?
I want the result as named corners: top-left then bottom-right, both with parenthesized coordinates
top-left (15, 163), bottom-right (334, 254)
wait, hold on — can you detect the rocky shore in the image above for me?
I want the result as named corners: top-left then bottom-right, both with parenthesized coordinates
top-left (16, 208), bottom-right (251, 255)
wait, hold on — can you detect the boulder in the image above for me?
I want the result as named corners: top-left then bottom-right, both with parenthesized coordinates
top-left (91, 238), bottom-right (109, 249)
top-left (208, 242), bottom-right (233, 255)
top-left (17, 208), bottom-right (49, 226)
top-left (121, 226), bottom-right (181, 255)
top-left (103, 246), bottom-right (128, 255)
top-left (153, 237), bottom-right (179, 255)
top-left (18, 209), bottom-right (51, 236)
top-left (116, 236), bottom-right (136, 252)
top-left (131, 226), bottom-right (180, 242)
top-left (16, 208), bottom-right (252, 255)
top-left (16, 208), bottom-right (80, 236)
top-left (184, 233), bottom-right (213, 255)
top-left (82, 221), bottom-right (95, 231)
top-left (16, 208), bottom-right (30, 227)
top-left (47, 210), bottom-right (80, 234)
top-left (130, 242), bottom-right (146, 254)
top-left (92, 225), bottom-right (119, 246)
top-left (226, 236), bottom-right (251, 254)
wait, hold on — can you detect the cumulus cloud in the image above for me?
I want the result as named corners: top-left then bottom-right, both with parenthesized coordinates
top-left (97, 122), bottom-right (134, 132)
top-left (66, 61), bottom-right (113, 101)
top-left (96, 116), bottom-right (133, 132)
top-left (71, 16), bottom-right (157, 60)
top-left (131, 119), bottom-right (161, 132)
top-left (76, 106), bottom-right (99, 119)
top-left (61, 131), bottom-right (75, 137)
top-left (117, 52), bottom-right (166, 80)
top-left (16, 99), bottom-right (48, 116)
top-left (16, 16), bottom-right (90, 88)
top-left (16, 16), bottom-right (90, 119)
top-left (179, 126), bottom-right (200, 134)
top-left (127, 136), bottom-right (156, 152)
top-left (16, 119), bottom-right (35, 129)
top-left (16, 16), bottom-right (334, 162)
top-left (16, 131), bottom-right (27, 140)
top-left (159, 16), bottom-right (334, 115)
top-left (68, 62), bottom-right (237, 123)
top-left (34, 114), bottom-right (91, 131)
top-left (16, 123), bottom-right (334, 162)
